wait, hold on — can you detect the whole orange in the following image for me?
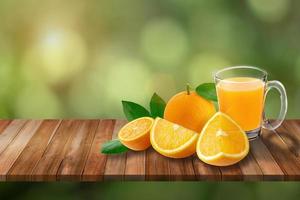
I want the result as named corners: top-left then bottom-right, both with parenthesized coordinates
top-left (164, 87), bottom-right (216, 133)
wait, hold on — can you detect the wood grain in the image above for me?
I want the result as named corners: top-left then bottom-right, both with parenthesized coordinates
top-left (125, 151), bottom-right (145, 181)
top-left (31, 120), bottom-right (79, 181)
top-left (0, 120), bottom-right (27, 154)
top-left (261, 128), bottom-right (300, 180)
top-left (82, 120), bottom-right (114, 181)
top-left (193, 156), bottom-right (221, 181)
top-left (0, 120), bottom-right (11, 133)
top-left (0, 119), bottom-right (298, 181)
top-left (250, 138), bottom-right (284, 180)
top-left (57, 120), bottom-right (99, 181)
top-left (104, 120), bottom-right (127, 180)
top-left (220, 164), bottom-right (243, 181)
top-left (239, 153), bottom-right (263, 181)
top-left (146, 148), bottom-right (170, 181)
top-left (169, 156), bottom-right (196, 181)
top-left (7, 120), bottom-right (61, 181)
top-left (0, 120), bottom-right (42, 180)
top-left (275, 120), bottom-right (300, 158)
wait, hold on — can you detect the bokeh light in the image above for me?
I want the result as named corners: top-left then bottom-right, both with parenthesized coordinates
top-left (0, 0), bottom-right (298, 119)
top-left (140, 18), bottom-right (189, 69)
top-left (67, 66), bottom-right (107, 118)
top-left (22, 28), bottom-right (87, 85)
top-left (0, 0), bottom-right (300, 198)
top-left (187, 53), bottom-right (231, 86)
top-left (103, 57), bottom-right (153, 116)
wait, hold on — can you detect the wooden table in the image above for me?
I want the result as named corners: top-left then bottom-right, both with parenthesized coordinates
top-left (0, 119), bottom-right (299, 181)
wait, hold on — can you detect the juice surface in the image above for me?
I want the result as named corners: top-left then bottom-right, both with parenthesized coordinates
top-left (217, 77), bottom-right (265, 131)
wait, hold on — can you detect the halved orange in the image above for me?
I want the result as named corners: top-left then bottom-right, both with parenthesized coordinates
top-left (118, 117), bottom-right (154, 151)
top-left (150, 118), bottom-right (199, 158)
top-left (196, 112), bottom-right (249, 166)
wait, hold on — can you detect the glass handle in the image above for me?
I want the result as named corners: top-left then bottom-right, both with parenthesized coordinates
top-left (262, 80), bottom-right (288, 130)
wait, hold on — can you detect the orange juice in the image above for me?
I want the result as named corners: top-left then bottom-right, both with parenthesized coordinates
top-left (217, 77), bottom-right (265, 131)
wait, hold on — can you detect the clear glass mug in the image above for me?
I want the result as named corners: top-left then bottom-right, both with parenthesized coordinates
top-left (214, 66), bottom-right (288, 140)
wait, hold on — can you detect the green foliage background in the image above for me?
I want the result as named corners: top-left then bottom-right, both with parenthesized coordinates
top-left (0, 0), bottom-right (299, 198)
top-left (0, 0), bottom-right (299, 119)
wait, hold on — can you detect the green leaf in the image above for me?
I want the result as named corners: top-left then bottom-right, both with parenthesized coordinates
top-left (196, 83), bottom-right (218, 102)
top-left (101, 139), bottom-right (129, 154)
top-left (150, 93), bottom-right (166, 118)
top-left (122, 101), bottom-right (151, 121)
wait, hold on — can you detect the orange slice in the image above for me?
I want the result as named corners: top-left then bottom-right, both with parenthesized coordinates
top-left (150, 118), bottom-right (199, 158)
top-left (196, 112), bottom-right (249, 166)
top-left (118, 117), bottom-right (154, 151)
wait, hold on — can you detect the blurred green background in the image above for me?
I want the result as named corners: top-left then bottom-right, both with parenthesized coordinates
top-left (1, 182), bottom-right (300, 200)
top-left (0, 0), bottom-right (299, 119)
top-left (1, 0), bottom-right (300, 198)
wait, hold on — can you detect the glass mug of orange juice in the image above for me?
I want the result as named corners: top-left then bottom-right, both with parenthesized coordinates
top-left (215, 66), bottom-right (288, 140)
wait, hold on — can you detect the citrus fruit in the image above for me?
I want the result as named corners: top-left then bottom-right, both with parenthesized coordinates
top-left (196, 112), bottom-right (249, 166)
top-left (150, 117), bottom-right (199, 158)
top-left (118, 117), bottom-right (154, 151)
top-left (164, 85), bottom-right (216, 133)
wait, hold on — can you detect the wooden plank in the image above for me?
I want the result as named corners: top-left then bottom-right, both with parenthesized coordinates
top-left (82, 120), bottom-right (115, 181)
top-left (220, 164), bottom-right (243, 181)
top-left (275, 120), bottom-right (300, 158)
top-left (0, 119), bottom-right (299, 181)
top-left (124, 151), bottom-right (145, 181)
top-left (239, 153), bottom-right (263, 181)
top-left (261, 129), bottom-right (300, 180)
top-left (193, 156), bottom-right (221, 181)
top-left (7, 120), bottom-right (61, 181)
top-left (250, 138), bottom-right (284, 180)
top-left (0, 120), bottom-right (27, 154)
top-left (146, 148), bottom-right (170, 181)
top-left (57, 120), bottom-right (99, 181)
top-left (31, 120), bottom-right (80, 181)
top-left (193, 155), bottom-right (221, 181)
top-left (168, 156), bottom-right (196, 181)
top-left (0, 120), bottom-right (42, 181)
top-left (103, 120), bottom-right (127, 180)
top-left (0, 120), bottom-right (11, 133)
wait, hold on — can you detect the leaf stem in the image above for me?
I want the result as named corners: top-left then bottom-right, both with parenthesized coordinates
top-left (186, 83), bottom-right (191, 95)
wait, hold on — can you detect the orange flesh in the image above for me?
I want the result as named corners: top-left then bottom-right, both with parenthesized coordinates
top-left (199, 114), bottom-right (247, 156)
top-left (153, 118), bottom-right (197, 150)
top-left (217, 77), bottom-right (265, 131)
top-left (119, 118), bottom-right (153, 140)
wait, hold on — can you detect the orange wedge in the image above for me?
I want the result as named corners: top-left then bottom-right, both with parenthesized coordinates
top-left (196, 112), bottom-right (249, 166)
top-left (150, 118), bottom-right (199, 158)
top-left (118, 117), bottom-right (154, 151)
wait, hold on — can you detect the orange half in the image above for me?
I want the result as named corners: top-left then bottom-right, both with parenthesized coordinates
top-left (196, 112), bottom-right (249, 166)
top-left (118, 117), bottom-right (154, 151)
top-left (150, 118), bottom-right (199, 158)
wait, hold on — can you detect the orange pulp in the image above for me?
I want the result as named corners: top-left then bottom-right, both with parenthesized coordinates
top-left (217, 77), bottom-right (265, 131)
